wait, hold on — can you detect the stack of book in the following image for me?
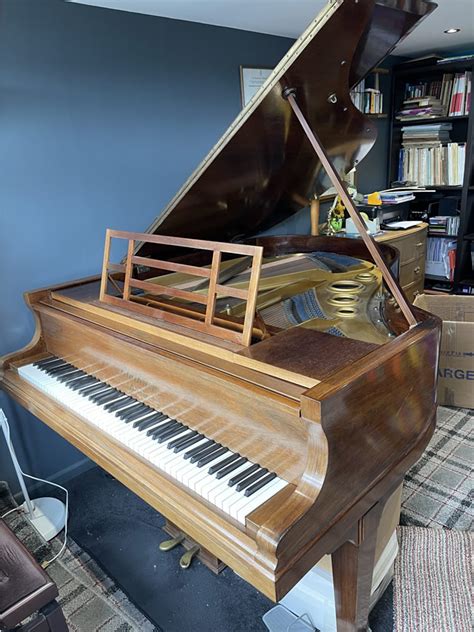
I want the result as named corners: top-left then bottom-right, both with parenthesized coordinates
top-left (401, 123), bottom-right (452, 144)
top-left (396, 96), bottom-right (444, 120)
top-left (428, 216), bottom-right (460, 237)
top-left (398, 124), bottom-right (466, 186)
top-left (362, 190), bottom-right (415, 205)
top-left (350, 79), bottom-right (383, 114)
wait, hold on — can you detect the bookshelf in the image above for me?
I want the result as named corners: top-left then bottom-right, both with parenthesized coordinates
top-left (388, 57), bottom-right (474, 294)
top-left (351, 67), bottom-right (389, 117)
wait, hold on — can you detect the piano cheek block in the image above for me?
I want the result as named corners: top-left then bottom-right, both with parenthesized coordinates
top-left (0, 0), bottom-right (441, 629)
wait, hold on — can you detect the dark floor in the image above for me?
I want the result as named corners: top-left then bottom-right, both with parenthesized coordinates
top-left (61, 466), bottom-right (393, 632)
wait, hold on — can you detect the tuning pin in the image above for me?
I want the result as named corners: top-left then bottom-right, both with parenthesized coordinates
top-left (159, 533), bottom-right (185, 552)
top-left (179, 545), bottom-right (200, 569)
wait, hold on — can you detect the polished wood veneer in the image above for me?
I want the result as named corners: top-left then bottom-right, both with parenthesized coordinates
top-left (1, 1), bottom-right (440, 630)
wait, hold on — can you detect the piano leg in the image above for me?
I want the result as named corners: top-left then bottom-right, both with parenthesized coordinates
top-left (331, 499), bottom-right (386, 632)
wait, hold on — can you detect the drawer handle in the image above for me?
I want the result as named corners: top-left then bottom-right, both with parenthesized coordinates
top-left (414, 266), bottom-right (421, 274)
top-left (415, 242), bottom-right (424, 247)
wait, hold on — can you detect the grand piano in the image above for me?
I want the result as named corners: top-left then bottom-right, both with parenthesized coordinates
top-left (1, 1), bottom-right (440, 630)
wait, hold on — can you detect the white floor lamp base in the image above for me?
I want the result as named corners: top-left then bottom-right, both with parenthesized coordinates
top-left (21, 497), bottom-right (66, 541)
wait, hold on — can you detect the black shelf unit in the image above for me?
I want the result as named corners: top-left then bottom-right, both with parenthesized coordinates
top-left (388, 58), bottom-right (474, 294)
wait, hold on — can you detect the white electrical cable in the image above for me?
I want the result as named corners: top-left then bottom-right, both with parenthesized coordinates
top-left (1, 505), bottom-right (24, 519)
top-left (1, 413), bottom-right (69, 568)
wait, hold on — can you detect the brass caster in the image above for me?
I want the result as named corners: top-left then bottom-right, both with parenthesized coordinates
top-left (179, 545), bottom-right (200, 569)
top-left (159, 533), bottom-right (185, 552)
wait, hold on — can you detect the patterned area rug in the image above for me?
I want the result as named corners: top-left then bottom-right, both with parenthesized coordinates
top-left (401, 406), bottom-right (473, 530)
top-left (394, 527), bottom-right (472, 632)
top-left (393, 406), bottom-right (474, 632)
top-left (0, 482), bottom-right (160, 632)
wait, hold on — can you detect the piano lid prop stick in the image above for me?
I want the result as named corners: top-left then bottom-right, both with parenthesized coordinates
top-left (283, 88), bottom-right (417, 329)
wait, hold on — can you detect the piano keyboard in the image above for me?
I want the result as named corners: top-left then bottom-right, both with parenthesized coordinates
top-left (19, 357), bottom-right (288, 525)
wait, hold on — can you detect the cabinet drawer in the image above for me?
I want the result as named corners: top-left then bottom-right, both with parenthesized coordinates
top-left (403, 279), bottom-right (425, 303)
top-left (400, 257), bottom-right (425, 286)
top-left (389, 230), bottom-right (426, 264)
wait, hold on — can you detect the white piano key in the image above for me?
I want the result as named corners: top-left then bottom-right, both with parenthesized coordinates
top-left (236, 479), bottom-right (287, 523)
top-left (18, 361), bottom-right (288, 525)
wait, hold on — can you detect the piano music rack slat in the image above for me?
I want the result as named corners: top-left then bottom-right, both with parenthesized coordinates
top-left (130, 278), bottom-right (209, 305)
top-left (123, 239), bottom-right (135, 300)
top-left (205, 251), bottom-right (221, 326)
top-left (99, 229), bottom-right (263, 347)
top-left (131, 255), bottom-right (212, 278)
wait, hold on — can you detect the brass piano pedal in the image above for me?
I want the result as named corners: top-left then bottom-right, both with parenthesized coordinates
top-left (179, 545), bottom-right (200, 569)
top-left (159, 533), bottom-right (185, 552)
top-left (163, 520), bottom-right (226, 573)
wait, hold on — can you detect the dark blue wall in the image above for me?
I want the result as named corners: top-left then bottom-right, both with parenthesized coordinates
top-left (0, 0), bottom-right (293, 493)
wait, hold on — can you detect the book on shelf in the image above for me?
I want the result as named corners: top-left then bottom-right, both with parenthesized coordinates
top-left (401, 123), bottom-right (452, 144)
top-left (398, 143), bottom-right (466, 186)
top-left (426, 237), bottom-right (457, 280)
top-left (396, 96), bottom-right (444, 120)
top-left (428, 215), bottom-right (460, 236)
top-left (362, 190), bottom-right (415, 205)
top-left (448, 72), bottom-right (472, 116)
top-left (398, 123), bottom-right (466, 186)
top-left (397, 71), bottom-right (471, 120)
top-left (350, 78), bottom-right (384, 114)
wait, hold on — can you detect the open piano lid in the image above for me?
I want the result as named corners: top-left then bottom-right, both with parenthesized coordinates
top-left (137, 0), bottom-right (435, 258)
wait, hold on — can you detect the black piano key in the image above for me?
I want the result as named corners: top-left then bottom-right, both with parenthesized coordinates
top-left (211, 455), bottom-right (244, 477)
top-left (37, 358), bottom-right (64, 370)
top-left (190, 443), bottom-right (222, 464)
top-left (46, 364), bottom-right (76, 376)
top-left (80, 382), bottom-right (109, 396)
top-left (173, 433), bottom-right (204, 453)
top-left (94, 390), bottom-right (124, 405)
top-left (155, 424), bottom-right (186, 444)
top-left (183, 439), bottom-right (214, 460)
top-left (167, 430), bottom-right (197, 450)
top-left (116, 403), bottom-right (144, 418)
top-left (57, 370), bottom-right (85, 383)
top-left (244, 473), bottom-right (277, 497)
top-left (34, 357), bottom-right (59, 368)
top-left (149, 420), bottom-right (178, 438)
top-left (44, 361), bottom-right (72, 372)
top-left (228, 464), bottom-right (260, 487)
top-left (126, 406), bottom-right (154, 423)
top-left (121, 404), bottom-right (149, 421)
top-left (69, 376), bottom-right (99, 390)
top-left (104, 396), bottom-right (135, 412)
top-left (135, 413), bottom-right (167, 431)
top-left (90, 388), bottom-right (116, 403)
top-left (196, 446), bottom-right (227, 468)
top-left (235, 468), bottom-right (268, 493)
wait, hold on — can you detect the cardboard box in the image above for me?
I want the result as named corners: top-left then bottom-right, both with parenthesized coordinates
top-left (414, 294), bottom-right (474, 408)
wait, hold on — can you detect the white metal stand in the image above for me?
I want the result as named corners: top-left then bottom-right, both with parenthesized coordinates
top-left (0, 408), bottom-right (66, 541)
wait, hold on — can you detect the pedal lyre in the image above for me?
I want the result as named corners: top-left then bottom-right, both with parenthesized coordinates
top-left (179, 545), bottom-right (200, 569)
top-left (162, 520), bottom-right (226, 574)
top-left (159, 533), bottom-right (185, 552)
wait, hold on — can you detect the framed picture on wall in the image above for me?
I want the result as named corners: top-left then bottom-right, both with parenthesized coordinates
top-left (239, 66), bottom-right (273, 107)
